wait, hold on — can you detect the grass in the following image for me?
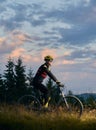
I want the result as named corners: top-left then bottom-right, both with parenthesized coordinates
top-left (0, 104), bottom-right (96, 130)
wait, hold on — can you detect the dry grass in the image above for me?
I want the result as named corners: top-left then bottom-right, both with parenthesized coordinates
top-left (0, 104), bottom-right (96, 130)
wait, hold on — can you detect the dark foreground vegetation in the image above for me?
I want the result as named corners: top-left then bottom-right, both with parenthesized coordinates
top-left (0, 104), bottom-right (96, 130)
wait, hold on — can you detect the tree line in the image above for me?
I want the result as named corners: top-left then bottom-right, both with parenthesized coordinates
top-left (0, 57), bottom-right (60, 104)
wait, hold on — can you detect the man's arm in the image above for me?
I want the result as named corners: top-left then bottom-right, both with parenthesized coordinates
top-left (43, 66), bottom-right (58, 82)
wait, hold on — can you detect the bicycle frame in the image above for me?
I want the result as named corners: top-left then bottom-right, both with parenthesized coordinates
top-left (18, 84), bottom-right (83, 117)
top-left (57, 87), bottom-right (70, 109)
top-left (56, 86), bottom-right (83, 117)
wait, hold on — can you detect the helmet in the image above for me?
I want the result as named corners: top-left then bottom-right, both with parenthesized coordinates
top-left (44, 55), bottom-right (53, 61)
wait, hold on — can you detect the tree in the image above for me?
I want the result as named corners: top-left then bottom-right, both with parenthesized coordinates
top-left (15, 57), bottom-right (27, 98)
top-left (0, 74), bottom-right (3, 89)
top-left (46, 78), bottom-right (61, 105)
top-left (27, 68), bottom-right (34, 87)
top-left (3, 58), bottom-right (15, 103)
top-left (86, 95), bottom-right (96, 109)
top-left (46, 78), bottom-right (53, 90)
top-left (0, 74), bottom-right (5, 102)
top-left (67, 90), bottom-right (73, 95)
top-left (27, 68), bottom-right (34, 94)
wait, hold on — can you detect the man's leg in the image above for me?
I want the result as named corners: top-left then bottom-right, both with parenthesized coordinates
top-left (39, 84), bottom-right (49, 107)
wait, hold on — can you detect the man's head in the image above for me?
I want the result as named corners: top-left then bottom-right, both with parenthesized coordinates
top-left (44, 55), bottom-right (53, 66)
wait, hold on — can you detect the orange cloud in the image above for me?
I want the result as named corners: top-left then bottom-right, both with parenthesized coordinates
top-left (0, 30), bottom-right (32, 51)
top-left (8, 48), bottom-right (58, 63)
top-left (0, 37), bottom-right (5, 43)
top-left (7, 47), bottom-right (41, 63)
top-left (41, 48), bottom-right (57, 59)
top-left (14, 34), bottom-right (26, 41)
top-left (64, 51), bottom-right (71, 56)
top-left (62, 60), bottom-right (75, 65)
top-left (0, 34), bottom-right (24, 52)
top-left (9, 48), bottom-right (25, 57)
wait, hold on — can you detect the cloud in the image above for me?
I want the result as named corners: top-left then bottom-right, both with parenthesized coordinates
top-left (8, 48), bottom-right (25, 58)
top-left (0, 0), bottom-right (6, 3)
top-left (0, 0), bottom-right (96, 61)
top-left (40, 0), bottom-right (96, 46)
top-left (0, 1), bottom-right (46, 31)
top-left (8, 48), bottom-right (58, 64)
top-left (0, 30), bottom-right (32, 54)
top-left (7, 47), bottom-right (41, 64)
top-left (65, 46), bottom-right (96, 62)
top-left (0, 0), bottom-right (96, 93)
top-left (41, 48), bottom-right (57, 59)
top-left (0, 37), bottom-right (17, 54)
top-left (1, 0), bottom-right (96, 48)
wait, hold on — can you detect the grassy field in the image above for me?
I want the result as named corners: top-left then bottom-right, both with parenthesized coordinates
top-left (0, 104), bottom-right (96, 130)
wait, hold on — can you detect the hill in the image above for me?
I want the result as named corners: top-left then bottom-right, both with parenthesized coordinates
top-left (77, 93), bottom-right (96, 100)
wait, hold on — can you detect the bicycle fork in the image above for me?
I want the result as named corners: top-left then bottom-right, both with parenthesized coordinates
top-left (61, 93), bottom-right (70, 111)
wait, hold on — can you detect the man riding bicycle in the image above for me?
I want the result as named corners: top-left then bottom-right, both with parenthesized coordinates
top-left (32, 55), bottom-right (61, 108)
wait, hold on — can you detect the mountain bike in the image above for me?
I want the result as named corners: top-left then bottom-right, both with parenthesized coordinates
top-left (17, 84), bottom-right (83, 118)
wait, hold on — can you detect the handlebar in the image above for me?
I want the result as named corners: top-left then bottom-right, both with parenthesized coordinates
top-left (58, 84), bottom-right (64, 88)
top-left (61, 84), bottom-right (64, 87)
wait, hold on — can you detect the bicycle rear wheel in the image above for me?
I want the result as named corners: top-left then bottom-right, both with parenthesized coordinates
top-left (18, 95), bottom-right (41, 111)
top-left (57, 95), bottom-right (83, 118)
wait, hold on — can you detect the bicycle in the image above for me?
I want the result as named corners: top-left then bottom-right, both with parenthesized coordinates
top-left (17, 84), bottom-right (83, 118)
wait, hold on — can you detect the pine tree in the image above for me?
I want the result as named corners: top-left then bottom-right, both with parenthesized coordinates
top-left (0, 74), bottom-right (5, 102)
top-left (3, 58), bottom-right (15, 103)
top-left (0, 74), bottom-right (3, 88)
top-left (27, 68), bottom-right (34, 94)
top-left (15, 57), bottom-right (27, 98)
top-left (46, 78), bottom-right (53, 90)
top-left (67, 90), bottom-right (73, 95)
top-left (27, 68), bottom-right (34, 87)
top-left (46, 78), bottom-right (61, 105)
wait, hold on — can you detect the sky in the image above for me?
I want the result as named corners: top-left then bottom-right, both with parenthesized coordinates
top-left (0, 0), bottom-right (96, 94)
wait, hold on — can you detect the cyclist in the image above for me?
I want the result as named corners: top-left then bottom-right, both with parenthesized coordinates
top-left (32, 55), bottom-right (61, 108)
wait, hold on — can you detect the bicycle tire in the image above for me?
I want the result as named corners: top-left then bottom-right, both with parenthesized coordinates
top-left (57, 95), bottom-right (83, 118)
top-left (17, 95), bottom-right (41, 111)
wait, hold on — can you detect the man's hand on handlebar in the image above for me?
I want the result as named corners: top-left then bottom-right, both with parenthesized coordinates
top-left (56, 81), bottom-right (64, 87)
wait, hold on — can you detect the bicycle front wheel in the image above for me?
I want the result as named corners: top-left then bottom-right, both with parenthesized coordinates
top-left (18, 95), bottom-right (41, 111)
top-left (58, 95), bottom-right (83, 118)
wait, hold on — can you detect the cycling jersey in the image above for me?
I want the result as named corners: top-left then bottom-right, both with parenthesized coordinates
top-left (33, 63), bottom-right (58, 83)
